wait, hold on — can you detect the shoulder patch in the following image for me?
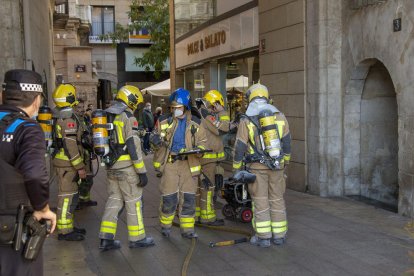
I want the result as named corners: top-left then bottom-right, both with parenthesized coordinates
top-left (67, 122), bottom-right (76, 128)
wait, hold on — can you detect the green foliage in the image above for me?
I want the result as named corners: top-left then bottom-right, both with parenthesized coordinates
top-left (99, 0), bottom-right (169, 79)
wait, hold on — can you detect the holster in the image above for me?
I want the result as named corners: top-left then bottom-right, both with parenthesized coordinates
top-left (23, 216), bottom-right (49, 261)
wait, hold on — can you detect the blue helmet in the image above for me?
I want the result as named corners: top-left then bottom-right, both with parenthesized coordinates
top-left (169, 88), bottom-right (191, 109)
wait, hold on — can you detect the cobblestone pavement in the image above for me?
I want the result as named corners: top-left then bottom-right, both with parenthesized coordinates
top-left (44, 155), bottom-right (414, 276)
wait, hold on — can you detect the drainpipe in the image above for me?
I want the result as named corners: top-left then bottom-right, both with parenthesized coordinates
top-left (22, 0), bottom-right (32, 70)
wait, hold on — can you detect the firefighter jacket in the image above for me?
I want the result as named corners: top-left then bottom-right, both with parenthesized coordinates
top-left (233, 111), bottom-right (291, 171)
top-left (52, 107), bottom-right (85, 171)
top-left (199, 107), bottom-right (230, 165)
top-left (110, 108), bottom-right (146, 174)
top-left (153, 111), bottom-right (207, 176)
top-left (0, 105), bottom-right (49, 212)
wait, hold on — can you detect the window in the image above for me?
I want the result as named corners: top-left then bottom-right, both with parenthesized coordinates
top-left (91, 6), bottom-right (114, 36)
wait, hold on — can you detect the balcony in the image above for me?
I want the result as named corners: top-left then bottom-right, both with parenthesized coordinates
top-left (89, 21), bottom-right (115, 44)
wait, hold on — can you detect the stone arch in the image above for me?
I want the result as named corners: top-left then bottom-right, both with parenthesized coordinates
top-left (344, 58), bottom-right (399, 210)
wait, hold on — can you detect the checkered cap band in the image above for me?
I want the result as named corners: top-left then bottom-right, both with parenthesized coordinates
top-left (19, 83), bottom-right (43, 92)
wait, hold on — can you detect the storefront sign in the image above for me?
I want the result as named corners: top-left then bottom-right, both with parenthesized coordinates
top-left (176, 7), bottom-right (258, 69)
top-left (187, 30), bottom-right (226, 56)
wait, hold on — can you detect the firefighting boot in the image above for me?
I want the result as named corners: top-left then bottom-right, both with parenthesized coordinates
top-left (99, 239), bottom-right (121, 251)
top-left (250, 235), bottom-right (271, 248)
top-left (201, 218), bottom-right (224, 226)
top-left (273, 236), bottom-right (286, 246)
top-left (58, 231), bottom-right (85, 241)
top-left (181, 232), bottom-right (198, 239)
top-left (161, 227), bottom-right (171, 237)
top-left (129, 236), bottom-right (155, 248)
top-left (73, 227), bottom-right (87, 235)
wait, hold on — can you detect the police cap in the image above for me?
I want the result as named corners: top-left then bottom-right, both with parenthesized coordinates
top-left (3, 69), bottom-right (43, 93)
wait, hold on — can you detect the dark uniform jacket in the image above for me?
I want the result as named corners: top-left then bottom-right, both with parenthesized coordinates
top-left (0, 105), bottom-right (49, 212)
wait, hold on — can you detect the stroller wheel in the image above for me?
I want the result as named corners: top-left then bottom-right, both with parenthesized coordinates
top-left (222, 204), bottom-right (235, 218)
top-left (239, 207), bottom-right (253, 223)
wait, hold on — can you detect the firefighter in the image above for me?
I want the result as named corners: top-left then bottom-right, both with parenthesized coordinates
top-left (74, 102), bottom-right (97, 209)
top-left (233, 83), bottom-right (291, 247)
top-left (152, 88), bottom-right (207, 239)
top-left (98, 85), bottom-right (154, 251)
top-left (52, 84), bottom-right (88, 241)
top-left (0, 69), bottom-right (56, 275)
top-left (196, 90), bottom-right (230, 225)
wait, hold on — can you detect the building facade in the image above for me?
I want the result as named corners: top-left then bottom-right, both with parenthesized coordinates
top-left (174, 0), bottom-right (414, 217)
top-left (0, 0), bottom-right (55, 105)
top-left (54, 0), bottom-right (169, 108)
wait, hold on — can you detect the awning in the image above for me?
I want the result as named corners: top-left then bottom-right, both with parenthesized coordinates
top-left (226, 75), bottom-right (249, 93)
top-left (142, 79), bottom-right (171, 97)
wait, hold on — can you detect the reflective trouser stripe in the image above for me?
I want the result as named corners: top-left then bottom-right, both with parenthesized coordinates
top-left (219, 115), bottom-right (230, 121)
top-left (251, 202), bottom-right (256, 231)
top-left (134, 161), bottom-right (145, 169)
top-left (272, 221), bottom-right (288, 233)
top-left (153, 162), bottom-right (161, 168)
top-left (127, 201), bottom-right (145, 237)
top-left (100, 221), bottom-right (117, 235)
top-left (160, 215), bottom-right (174, 227)
top-left (255, 221), bottom-right (271, 233)
top-left (180, 217), bottom-right (195, 228)
top-left (233, 162), bottom-right (242, 169)
top-left (58, 198), bottom-right (72, 230)
top-left (195, 207), bottom-right (200, 218)
top-left (200, 191), bottom-right (215, 220)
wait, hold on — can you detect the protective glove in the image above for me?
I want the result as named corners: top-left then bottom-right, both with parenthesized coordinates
top-left (138, 173), bottom-right (148, 187)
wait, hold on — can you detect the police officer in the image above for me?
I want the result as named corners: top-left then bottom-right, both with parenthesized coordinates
top-left (196, 90), bottom-right (230, 225)
top-left (99, 85), bottom-right (154, 251)
top-left (0, 69), bottom-right (56, 275)
top-left (233, 84), bottom-right (291, 247)
top-left (52, 84), bottom-right (87, 241)
top-left (152, 88), bottom-right (207, 239)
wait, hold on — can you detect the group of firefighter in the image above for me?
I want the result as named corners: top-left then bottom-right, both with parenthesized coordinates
top-left (45, 81), bottom-right (291, 250)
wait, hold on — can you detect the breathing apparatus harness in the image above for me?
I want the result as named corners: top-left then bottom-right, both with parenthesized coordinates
top-left (241, 112), bottom-right (284, 170)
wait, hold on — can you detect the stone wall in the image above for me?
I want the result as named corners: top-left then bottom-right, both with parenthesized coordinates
top-left (342, 0), bottom-right (414, 216)
top-left (0, 0), bottom-right (55, 104)
top-left (259, 0), bottom-right (306, 191)
top-left (306, 0), bottom-right (414, 216)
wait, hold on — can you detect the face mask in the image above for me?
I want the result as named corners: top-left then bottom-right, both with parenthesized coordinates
top-left (174, 109), bottom-right (184, 117)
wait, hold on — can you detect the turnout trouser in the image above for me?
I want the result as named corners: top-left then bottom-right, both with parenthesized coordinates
top-left (196, 162), bottom-right (217, 223)
top-left (99, 165), bottom-right (146, 242)
top-left (56, 167), bottom-right (79, 234)
top-left (248, 169), bottom-right (287, 239)
top-left (159, 160), bottom-right (197, 234)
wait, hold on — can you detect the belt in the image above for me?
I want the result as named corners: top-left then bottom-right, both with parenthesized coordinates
top-left (168, 155), bottom-right (188, 163)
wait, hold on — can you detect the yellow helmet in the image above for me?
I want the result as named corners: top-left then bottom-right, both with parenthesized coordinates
top-left (53, 84), bottom-right (79, 108)
top-left (246, 83), bottom-right (269, 103)
top-left (115, 85), bottom-right (143, 110)
top-left (203, 89), bottom-right (224, 107)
